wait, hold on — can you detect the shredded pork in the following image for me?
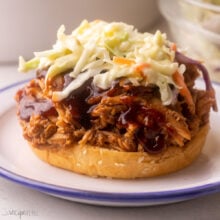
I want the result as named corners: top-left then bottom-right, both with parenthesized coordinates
top-left (15, 64), bottom-right (216, 153)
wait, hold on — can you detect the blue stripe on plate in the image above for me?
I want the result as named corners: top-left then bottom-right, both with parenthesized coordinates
top-left (0, 166), bottom-right (220, 203)
top-left (0, 78), bottom-right (32, 93)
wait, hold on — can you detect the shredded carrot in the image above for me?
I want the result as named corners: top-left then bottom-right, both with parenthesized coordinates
top-left (113, 57), bottom-right (135, 65)
top-left (173, 71), bottom-right (194, 110)
top-left (171, 43), bottom-right (177, 51)
top-left (135, 63), bottom-right (151, 73)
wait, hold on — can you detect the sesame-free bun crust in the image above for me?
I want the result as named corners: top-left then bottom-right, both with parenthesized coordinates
top-left (30, 124), bottom-right (209, 179)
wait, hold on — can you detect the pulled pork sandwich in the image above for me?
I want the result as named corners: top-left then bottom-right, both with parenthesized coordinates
top-left (15, 20), bottom-right (217, 178)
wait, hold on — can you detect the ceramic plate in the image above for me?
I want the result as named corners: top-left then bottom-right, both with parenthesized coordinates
top-left (0, 80), bottom-right (220, 207)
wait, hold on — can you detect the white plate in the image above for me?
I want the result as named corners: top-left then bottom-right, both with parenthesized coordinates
top-left (0, 80), bottom-right (220, 207)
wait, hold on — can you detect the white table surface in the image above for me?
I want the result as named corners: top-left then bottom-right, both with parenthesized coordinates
top-left (1, 62), bottom-right (220, 219)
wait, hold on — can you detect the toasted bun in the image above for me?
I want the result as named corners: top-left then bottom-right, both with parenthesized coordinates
top-left (30, 124), bottom-right (209, 179)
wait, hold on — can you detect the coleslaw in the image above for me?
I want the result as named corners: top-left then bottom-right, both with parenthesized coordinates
top-left (18, 20), bottom-right (186, 105)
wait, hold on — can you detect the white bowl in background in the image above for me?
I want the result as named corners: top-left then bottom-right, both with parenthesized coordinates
top-left (159, 0), bottom-right (220, 82)
top-left (0, 0), bottom-right (159, 62)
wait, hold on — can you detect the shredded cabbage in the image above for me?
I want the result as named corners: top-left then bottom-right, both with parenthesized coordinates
top-left (18, 20), bottom-right (185, 105)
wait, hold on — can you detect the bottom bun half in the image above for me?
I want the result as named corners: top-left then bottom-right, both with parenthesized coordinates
top-left (30, 124), bottom-right (209, 179)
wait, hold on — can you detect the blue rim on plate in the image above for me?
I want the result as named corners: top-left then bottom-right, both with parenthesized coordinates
top-left (0, 78), bottom-right (33, 93)
top-left (0, 166), bottom-right (220, 204)
top-left (0, 79), bottom-right (220, 205)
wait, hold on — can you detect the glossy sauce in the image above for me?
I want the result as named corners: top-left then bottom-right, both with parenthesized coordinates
top-left (19, 71), bottom-right (166, 153)
top-left (63, 79), bottom-right (166, 153)
top-left (62, 78), bottom-right (93, 129)
top-left (17, 90), bottom-right (57, 121)
top-left (119, 101), bottom-right (166, 153)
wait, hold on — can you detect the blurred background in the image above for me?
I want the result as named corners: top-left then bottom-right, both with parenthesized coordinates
top-left (159, 0), bottom-right (220, 82)
top-left (0, 0), bottom-right (219, 81)
top-left (0, 0), bottom-right (160, 62)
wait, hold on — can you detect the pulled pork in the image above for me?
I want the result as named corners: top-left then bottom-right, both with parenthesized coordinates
top-left (15, 64), bottom-right (216, 154)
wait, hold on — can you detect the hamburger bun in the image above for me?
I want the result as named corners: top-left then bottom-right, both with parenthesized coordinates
top-left (30, 124), bottom-right (209, 179)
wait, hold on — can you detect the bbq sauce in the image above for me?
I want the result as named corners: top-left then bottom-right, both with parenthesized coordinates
top-left (62, 78), bottom-right (93, 129)
top-left (119, 100), bottom-right (166, 153)
top-left (18, 72), bottom-right (166, 153)
top-left (17, 69), bottom-right (72, 121)
top-left (17, 89), bottom-right (57, 121)
top-left (66, 79), bottom-right (166, 153)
